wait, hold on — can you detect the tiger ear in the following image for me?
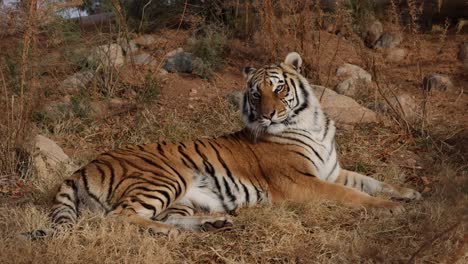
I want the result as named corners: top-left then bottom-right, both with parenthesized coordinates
top-left (242, 66), bottom-right (256, 79)
top-left (284, 52), bottom-right (302, 72)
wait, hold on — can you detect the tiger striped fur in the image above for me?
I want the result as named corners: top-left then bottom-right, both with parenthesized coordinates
top-left (21, 52), bottom-right (421, 240)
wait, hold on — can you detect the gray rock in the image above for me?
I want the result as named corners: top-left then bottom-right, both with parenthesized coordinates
top-left (163, 48), bottom-right (194, 73)
top-left (364, 20), bottom-right (383, 47)
top-left (335, 64), bottom-right (372, 97)
top-left (374, 32), bottom-right (403, 49)
top-left (385, 48), bottom-right (407, 62)
top-left (133, 35), bottom-right (158, 47)
top-left (335, 78), bottom-right (356, 96)
top-left (225, 91), bottom-right (244, 108)
top-left (32, 135), bottom-right (77, 180)
top-left (312, 85), bottom-right (378, 125)
top-left (87, 43), bottom-right (124, 69)
top-left (336, 63), bottom-right (372, 82)
top-left (131, 52), bottom-right (158, 66)
top-left (422, 74), bottom-right (453, 92)
top-left (60, 70), bottom-right (94, 93)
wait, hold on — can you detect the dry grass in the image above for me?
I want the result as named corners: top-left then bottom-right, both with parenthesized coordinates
top-left (0, 97), bottom-right (466, 263)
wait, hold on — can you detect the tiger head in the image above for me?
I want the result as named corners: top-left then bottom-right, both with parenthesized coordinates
top-left (241, 52), bottom-right (320, 136)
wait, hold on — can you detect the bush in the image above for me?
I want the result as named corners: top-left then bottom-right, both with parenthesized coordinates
top-left (189, 25), bottom-right (228, 79)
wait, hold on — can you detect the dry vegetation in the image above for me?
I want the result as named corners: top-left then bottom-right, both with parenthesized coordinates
top-left (0, 0), bottom-right (467, 263)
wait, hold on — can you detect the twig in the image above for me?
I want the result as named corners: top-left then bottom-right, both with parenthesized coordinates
top-left (138, 0), bottom-right (153, 33)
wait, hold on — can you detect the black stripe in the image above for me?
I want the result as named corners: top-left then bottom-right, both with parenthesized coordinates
top-left (294, 168), bottom-right (316, 177)
top-left (194, 142), bottom-right (229, 212)
top-left (325, 160), bottom-right (339, 181)
top-left (344, 176), bottom-right (348, 186)
top-left (322, 117), bottom-right (330, 141)
top-left (239, 181), bottom-right (250, 205)
top-left (222, 177), bottom-right (236, 203)
top-left (290, 150), bottom-right (317, 168)
top-left (178, 145), bottom-right (199, 171)
top-left (93, 162), bottom-right (106, 185)
top-left (254, 185), bottom-right (262, 202)
top-left (57, 193), bottom-right (73, 202)
top-left (132, 198), bottom-right (159, 216)
top-left (80, 169), bottom-right (105, 207)
top-left (139, 191), bottom-right (170, 209)
top-left (54, 215), bottom-right (72, 224)
top-left (63, 179), bottom-right (79, 212)
top-left (157, 143), bottom-right (165, 156)
top-left (208, 142), bottom-right (240, 191)
top-left (279, 135), bottom-right (324, 163)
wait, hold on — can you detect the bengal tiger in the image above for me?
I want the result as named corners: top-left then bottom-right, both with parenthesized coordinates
top-left (21, 52), bottom-right (421, 240)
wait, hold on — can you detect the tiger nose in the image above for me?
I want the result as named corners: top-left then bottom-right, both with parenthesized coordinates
top-left (262, 110), bottom-right (276, 120)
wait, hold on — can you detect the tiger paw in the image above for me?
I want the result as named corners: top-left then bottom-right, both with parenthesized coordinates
top-left (148, 226), bottom-right (180, 238)
top-left (373, 200), bottom-right (405, 216)
top-left (396, 187), bottom-right (422, 201)
top-left (201, 217), bottom-right (233, 232)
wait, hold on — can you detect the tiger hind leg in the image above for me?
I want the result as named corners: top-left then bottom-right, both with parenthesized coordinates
top-left (156, 204), bottom-right (233, 232)
top-left (107, 199), bottom-right (180, 237)
top-left (335, 169), bottom-right (421, 200)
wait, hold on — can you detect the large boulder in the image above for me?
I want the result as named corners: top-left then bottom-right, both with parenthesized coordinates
top-left (32, 135), bottom-right (77, 180)
top-left (312, 85), bottom-right (378, 125)
top-left (422, 74), bottom-right (453, 92)
top-left (336, 63), bottom-right (372, 82)
top-left (87, 44), bottom-right (125, 69)
top-left (163, 48), bottom-right (194, 73)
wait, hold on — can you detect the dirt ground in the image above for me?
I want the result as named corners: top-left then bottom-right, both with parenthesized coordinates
top-left (0, 25), bottom-right (467, 263)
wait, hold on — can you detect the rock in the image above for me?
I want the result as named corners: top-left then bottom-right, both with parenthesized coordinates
top-left (121, 39), bottom-right (138, 55)
top-left (225, 91), bottom-right (244, 108)
top-left (131, 52), bottom-right (158, 66)
top-left (335, 78), bottom-right (356, 96)
top-left (336, 63), bottom-right (372, 83)
top-left (457, 42), bottom-right (468, 69)
top-left (311, 85), bottom-right (378, 125)
top-left (364, 20), bottom-right (383, 48)
top-left (385, 48), bottom-right (407, 62)
top-left (158, 69), bottom-right (169, 75)
top-left (374, 32), bottom-right (403, 49)
top-left (87, 44), bottom-right (124, 69)
top-left (377, 93), bottom-right (420, 123)
top-left (163, 48), bottom-right (194, 73)
top-left (335, 64), bottom-right (372, 97)
top-left (133, 35), bottom-right (158, 47)
top-left (422, 74), bottom-right (453, 92)
top-left (60, 70), bottom-right (94, 93)
top-left (32, 135), bottom-right (76, 180)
